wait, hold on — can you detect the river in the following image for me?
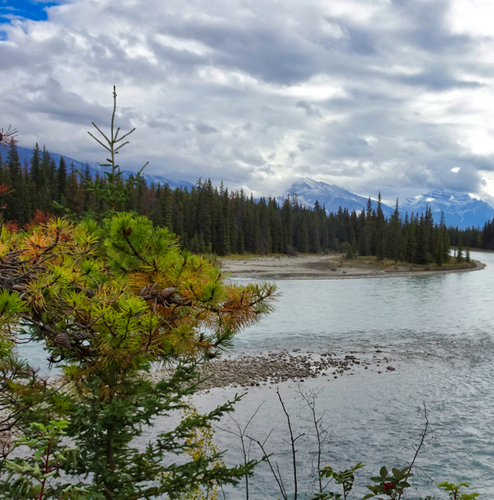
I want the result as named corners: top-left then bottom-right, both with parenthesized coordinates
top-left (187, 251), bottom-right (494, 499)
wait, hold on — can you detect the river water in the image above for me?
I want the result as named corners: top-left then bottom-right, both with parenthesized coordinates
top-left (190, 251), bottom-right (494, 499)
top-left (19, 251), bottom-right (494, 499)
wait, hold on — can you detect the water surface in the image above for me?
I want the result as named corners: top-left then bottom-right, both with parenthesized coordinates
top-left (198, 252), bottom-right (494, 499)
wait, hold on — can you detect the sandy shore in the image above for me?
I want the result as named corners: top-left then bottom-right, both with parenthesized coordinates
top-left (220, 254), bottom-right (485, 280)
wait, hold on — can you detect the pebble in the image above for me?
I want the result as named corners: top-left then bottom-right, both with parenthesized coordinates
top-left (151, 350), bottom-right (394, 390)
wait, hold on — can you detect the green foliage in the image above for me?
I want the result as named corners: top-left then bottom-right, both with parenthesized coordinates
top-left (177, 400), bottom-right (225, 500)
top-left (437, 482), bottom-right (479, 500)
top-left (0, 210), bottom-right (276, 497)
top-left (307, 462), bottom-right (480, 500)
top-left (364, 465), bottom-right (412, 500)
top-left (0, 96), bottom-right (278, 499)
top-left (341, 241), bottom-right (356, 260)
top-left (62, 362), bottom-right (258, 499)
top-left (456, 237), bottom-right (464, 263)
top-left (310, 463), bottom-right (365, 500)
top-left (1, 420), bottom-right (88, 500)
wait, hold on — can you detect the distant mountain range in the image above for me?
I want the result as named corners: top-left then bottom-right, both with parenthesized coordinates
top-left (280, 177), bottom-right (395, 217)
top-left (14, 146), bottom-right (195, 191)
top-left (10, 147), bottom-right (494, 228)
top-left (285, 177), bottom-right (494, 229)
top-left (400, 190), bottom-right (494, 229)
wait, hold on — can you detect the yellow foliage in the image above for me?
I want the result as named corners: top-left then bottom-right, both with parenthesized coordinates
top-left (0, 212), bottom-right (277, 401)
top-left (179, 400), bottom-right (225, 500)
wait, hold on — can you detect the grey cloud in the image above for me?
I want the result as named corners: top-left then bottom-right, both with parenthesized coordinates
top-left (461, 156), bottom-right (494, 173)
top-left (234, 149), bottom-right (265, 167)
top-left (195, 123), bottom-right (218, 134)
top-left (392, 0), bottom-right (473, 54)
top-left (296, 100), bottom-right (322, 118)
top-left (298, 141), bottom-right (313, 152)
top-left (345, 26), bottom-right (376, 56)
top-left (298, 164), bottom-right (319, 175)
top-left (401, 67), bottom-right (482, 91)
top-left (327, 162), bottom-right (367, 178)
top-left (440, 170), bottom-right (481, 193)
top-left (323, 132), bottom-right (375, 159)
top-left (256, 164), bottom-right (275, 175)
top-left (2, 0), bottom-right (494, 204)
top-left (148, 39), bottom-right (209, 68)
top-left (148, 119), bottom-right (178, 132)
top-left (0, 30), bottom-right (70, 71)
top-left (261, 105), bottom-right (276, 113)
top-left (6, 79), bottom-right (117, 127)
top-left (167, 19), bottom-right (321, 85)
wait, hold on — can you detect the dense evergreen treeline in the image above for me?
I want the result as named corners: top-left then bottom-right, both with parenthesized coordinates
top-left (0, 140), bottom-right (491, 262)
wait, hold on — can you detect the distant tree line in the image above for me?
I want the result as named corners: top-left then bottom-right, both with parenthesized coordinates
top-left (1, 140), bottom-right (492, 263)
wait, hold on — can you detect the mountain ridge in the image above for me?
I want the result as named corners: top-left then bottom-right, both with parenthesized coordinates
top-left (285, 177), bottom-right (494, 229)
top-left (9, 147), bottom-right (494, 228)
top-left (281, 177), bottom-right (394, 217)
top-left (13, 146), bottom-right (195, 191)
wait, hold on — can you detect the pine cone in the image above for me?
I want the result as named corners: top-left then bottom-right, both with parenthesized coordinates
top-left (72, 330), bottom-right (91, 341)
top-left (140, 282), bottom-right (160, 298)
top-left (160, 288), bottom-right (178, 299)
top-left (55, 332), bottom-right (71, 349)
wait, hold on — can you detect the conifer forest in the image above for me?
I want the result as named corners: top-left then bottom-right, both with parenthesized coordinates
top-left (0, 139), bottom-right (491, 264)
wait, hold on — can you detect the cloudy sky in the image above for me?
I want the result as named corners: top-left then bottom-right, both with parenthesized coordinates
top-left (2, 0), bottom-right (494, 204)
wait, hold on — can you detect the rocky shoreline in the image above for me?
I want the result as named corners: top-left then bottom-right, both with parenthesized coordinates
top-left (151, 349), bottom-right (398, 391)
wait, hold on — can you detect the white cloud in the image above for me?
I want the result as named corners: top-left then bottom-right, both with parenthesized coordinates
top-left (448, 0), bottom-right (494, 37)
top-left (1, 0), bottom-right (494, 200)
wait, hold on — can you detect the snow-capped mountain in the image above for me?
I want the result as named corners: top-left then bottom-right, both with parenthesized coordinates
top-left (12, 146), bottom-right (194, 191)
top-left (400, 190), bottom-right (494, 229)
top-left (281, 177), bottom-right (394, 217)
top-left (282, 178), bottom-right (494, 228)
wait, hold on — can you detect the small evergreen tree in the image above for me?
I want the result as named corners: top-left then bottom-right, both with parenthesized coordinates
top-left (0, 93), bottom-right (278, 499)
top-left (56, 156), bottom-right (68, 206)
top-left (388, 199), bottom-right (401, 262)
top-left (457, 236), bottom-right (464, 262)
top-left (4, 139), bottom-right (30, 224)
top-left (439, 212), bottom-right (450, 263)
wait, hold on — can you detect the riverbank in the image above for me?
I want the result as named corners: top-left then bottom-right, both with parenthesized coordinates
top-left (220, 254), bottom-right (485, 280)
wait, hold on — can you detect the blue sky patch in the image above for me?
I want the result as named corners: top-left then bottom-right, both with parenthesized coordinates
top-left (0, 0), bottom-right (60, 24)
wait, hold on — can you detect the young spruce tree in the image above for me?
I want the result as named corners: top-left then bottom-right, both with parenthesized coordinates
top-left (0, 89), bottom-right (277, 500)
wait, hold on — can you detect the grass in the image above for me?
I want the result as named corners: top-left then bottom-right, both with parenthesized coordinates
top-left (332, 255), bottom-right (478, 272)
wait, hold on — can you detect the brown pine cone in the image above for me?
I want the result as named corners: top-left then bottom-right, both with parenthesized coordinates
top-left (55, 332), bottom-right (71, 349)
